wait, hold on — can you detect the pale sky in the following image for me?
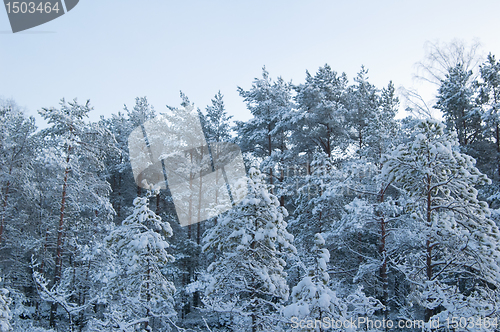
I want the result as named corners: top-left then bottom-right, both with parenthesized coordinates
top-left (1, 0), bottom-right (500, 128)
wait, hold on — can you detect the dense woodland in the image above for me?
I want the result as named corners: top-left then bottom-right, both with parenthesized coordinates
top-left (3, 44), bottom-right (500, 331)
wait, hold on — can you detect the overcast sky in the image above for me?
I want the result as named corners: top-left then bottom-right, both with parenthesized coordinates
top-left (1, 0), bottom-right (500, 128)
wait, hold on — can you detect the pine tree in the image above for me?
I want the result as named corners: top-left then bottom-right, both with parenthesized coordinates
top-left (289, 150), bottom-right (347, 254)
top-left (479, 54), bottom-right (500, 148)
top-left (363, 81), bottom-right (399, 164)
top-left (0, 99), bottom-right (36, 244)
top-left (196, 90), bottom-right (234, 240)
top-left (293, 64), bottom-right (349, 159)
top-left (476, 53), bottom-right (500, 190)
top-left (100, 111), bottom-right (136, 221)
top-left (38, 98), bottom-right (115, 327)
top-left (347, 66), bottom-right (380, 156)
top-left (202, 167), bottom-right (296, 331)
top-left (0, 283), bottom-right (12, 332)
top-left (0, 100), bottom-right (38, 299)
top-left (333, 191), bottom-right (407, 323)
top-left (434, 63), bottom-right (481, 147)
top-left (283, 233), bottom-right (382, 332)
top-left (202, 91), bottom-right (233, 143)
top-left (382, 119), bottom-right (500, 324)
top-left (104, 194), bottom-right (176, 331)
top-left (124, 97), bottom-right (157, 199)
top-left (125, 97), bottom-right (156, 130)
top-left (236, 67), bottom-right (293, 205)
top-left (328, 85), bottom-right (400, 317)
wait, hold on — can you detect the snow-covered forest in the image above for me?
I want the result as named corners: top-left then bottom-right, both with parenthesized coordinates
top-left (3, 44), bottom-right (500, 332)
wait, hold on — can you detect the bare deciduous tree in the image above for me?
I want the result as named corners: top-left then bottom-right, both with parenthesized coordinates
top-left (401, 39), bottom-right (483, 119)
top-left (415, 39), bottom-right (483, 85)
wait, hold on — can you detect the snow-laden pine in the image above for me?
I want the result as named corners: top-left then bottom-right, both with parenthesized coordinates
top-left (101, 194), bottom-right (176, 331)
top-left (283, 233), bottom-right (383, 331)
top-left (236, 68), bottom-right (294, 205)
top-left (382, 119), bottom-right (500, 327)
top-left (0, 283), bottom-right (12, 332)
top-left (202, 167), bottom-right (296, 331)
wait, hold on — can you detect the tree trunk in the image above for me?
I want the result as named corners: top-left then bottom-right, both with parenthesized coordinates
top-left (359, 128), bottom-right (363, 158)
top-left (156, 193), bottom-right (160, 214)
top-left (377, 186), bottom-right (389, 326)
top-left (380, 217), bottom-right (388, 325)
top-left (326, 125), bottom-right (331, 158)
top-left (0, 163), bottom-right (14, 244)
top-left (144, 257), bottom-right (151, 331)
top-left (117, 160), bottom-right (122, 218)
top-left (425, 175), bottom-right (433, 322)
top-left (50, 145), bottom-right (72, 327)
top-left (188, 151), bottom-right (194, 239)
top-left (0, 176), bottom-right (11, 244)
top-left (496, 124), bottom-right (500, 178)
top-left (268, 124), bottom-right (274, 194)
top-left (197, 146), bottom-right (205, 243)
top-left (279, 168), bottom-right (285, 206)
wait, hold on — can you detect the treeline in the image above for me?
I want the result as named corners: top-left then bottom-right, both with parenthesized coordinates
top-left (1, 52), bottom-right (500, 331)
